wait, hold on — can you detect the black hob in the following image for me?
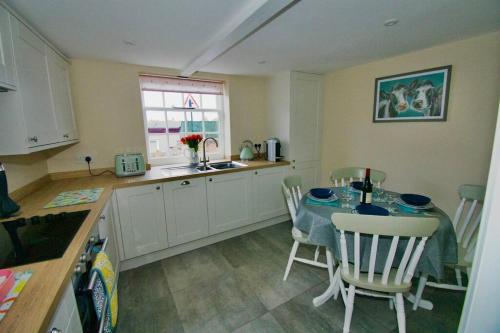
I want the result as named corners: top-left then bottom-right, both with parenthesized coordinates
top-left (0, 210), bottom-right (90, 269)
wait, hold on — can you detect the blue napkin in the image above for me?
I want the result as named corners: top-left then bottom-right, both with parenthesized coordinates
top-left (356, 204), bottom-right (389, 216)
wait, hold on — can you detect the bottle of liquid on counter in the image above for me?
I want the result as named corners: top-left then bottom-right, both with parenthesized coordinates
top-left (360, 168), bottom-right (372, 204)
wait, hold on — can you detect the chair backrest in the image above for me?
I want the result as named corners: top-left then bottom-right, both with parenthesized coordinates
top-left (452, 184), bottom-right (485, 259)
top-left (330, 167), bottom-right (386, 188)
top-left (282, 175), bottom-right (303, 210)
top-left (332, 213), bottom-right (439, 286)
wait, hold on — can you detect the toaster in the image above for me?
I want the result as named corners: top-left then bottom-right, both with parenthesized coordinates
top-left (115, 153), bottom-right (146, 177)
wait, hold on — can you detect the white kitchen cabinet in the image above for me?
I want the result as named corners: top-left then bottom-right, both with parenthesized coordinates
top-left (98, 200), bottom-right (120, 274)
top-left (164, 177), bottom-right (209, 246)
top-left (13, 19), bottom-right (57, 147)
top-left (47, 282), bottom-right (83, 333)
top-left (252, 167), bottom-right (288, 222)
top-left (115, 184), bottom-right (168, 259)
top-left (0, 12), bottom-right (78, 155)
top-left (267, 71), bottom-right (323, 189)
top-left (46, 46), bottom-right (78, 142)
top-left (0, 6), bottom-right (16, 90)
top-left (207, 171), bottom-right (253, 235)
top-left (290, 160), bottom-right (318, 193)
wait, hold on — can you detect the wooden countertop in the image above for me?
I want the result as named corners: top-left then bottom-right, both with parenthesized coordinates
top-left (0, 159), bottom-right (289, 333)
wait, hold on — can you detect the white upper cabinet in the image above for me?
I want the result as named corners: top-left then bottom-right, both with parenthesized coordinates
top-left (0, 6), bottom-right (16, 90)
top-left (115, 184), bottom-right (168, 259)
top-left (46, 46), bottom-right (78, 142)
top-left (0, 8), bottom-right (78, 155)
top-left (164, 177), bottom-right (209, 246)
top-left (207, 171), bottom-right (253, 235)
top-left (252, 167), bottom-right (288, 222)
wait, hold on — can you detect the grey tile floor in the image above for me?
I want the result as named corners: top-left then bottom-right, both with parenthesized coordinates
top-left (117, 222), bottom-right (464, 332)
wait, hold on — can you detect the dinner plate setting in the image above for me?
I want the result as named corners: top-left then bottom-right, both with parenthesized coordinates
top-left (307, 192), bottom-right (338, 203)
top-left (395, 193), bottom-right (434, 212)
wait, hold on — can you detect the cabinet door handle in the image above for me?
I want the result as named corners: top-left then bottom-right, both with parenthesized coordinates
top-left (292, 160), bottom-right (295, 163)
top-left (209, 178), bottom-right (213, 182)
top-left (156, 186), bottom-right (161, 190)
top-left (50, 328), bottom-right (62, 333)
top-left (254, 171), bottom-right (258, 175)
top-left (181, 180), bottom-right (190, 186)
top-left (292, 166), bottom-right (296, 169)
top-left (28, 136), bottom-right (38, 143)
top-left (63, 133), bottom-right (69, 139)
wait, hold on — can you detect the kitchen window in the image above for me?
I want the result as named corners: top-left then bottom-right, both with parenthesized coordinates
top-left (140, 75), bottom-right (225, 165)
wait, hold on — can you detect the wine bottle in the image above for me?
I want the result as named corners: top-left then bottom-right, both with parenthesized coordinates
top-left (361, 168), bottom-right (373, 204)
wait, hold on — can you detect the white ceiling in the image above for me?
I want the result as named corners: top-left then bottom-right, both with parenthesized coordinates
top-left (5, 0), bottom-right (500, 75)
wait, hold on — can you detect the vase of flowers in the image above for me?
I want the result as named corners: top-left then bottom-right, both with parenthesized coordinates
top-left (180, 134), bottom-right (203, 165)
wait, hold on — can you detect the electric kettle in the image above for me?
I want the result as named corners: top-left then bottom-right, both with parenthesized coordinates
top-left (239, 140), bottom-right (254, 161)
top-left (0, 162), bottom-right (20, 218)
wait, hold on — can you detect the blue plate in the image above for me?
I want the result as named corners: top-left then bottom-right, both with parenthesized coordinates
top-left (310, 188), bottom-right (333, 199)
top-left (351, 181), bottom-right (363, 191)
top-left (356, 204), bottom-right (389, 216)
top-left (400, 194), bottom-right (431, 206)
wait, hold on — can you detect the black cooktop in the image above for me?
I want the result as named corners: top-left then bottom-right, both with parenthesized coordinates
top-left (0, 210), bottom-right (90, 269)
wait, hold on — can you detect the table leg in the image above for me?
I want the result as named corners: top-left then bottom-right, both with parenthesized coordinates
top-left (313, 269), bottom-right (339, 307)
top-left (405, 273), bottom-right (434, 311)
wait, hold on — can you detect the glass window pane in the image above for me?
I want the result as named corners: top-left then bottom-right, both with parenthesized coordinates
top-left (143, 91), bottom-right (163, 107)
top-left (146, 110), bottom-right (166, 133)
top-left (148, 134), bottom-right (168, 158)
top-left (167, 134), bottom-right (183, 156)
top-left (201, 94), bottom-right (217, 109)
top-left (164, 92), bottom-right (183, 108)
top-left (183, 93), bottom-right (201, 109)
top-left (186, 112), bottom-right (203, 132)
top-left (166, 111), bottom-right (184, 134)
top-left (204, 112), bottom-right (219, 132)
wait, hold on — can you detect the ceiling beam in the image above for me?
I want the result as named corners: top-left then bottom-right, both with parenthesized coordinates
top-left (180, 0), bottom-right (299, 77)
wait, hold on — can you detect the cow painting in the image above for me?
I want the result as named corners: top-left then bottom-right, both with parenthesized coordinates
top-left (373, 65), bottom-right (451, 122)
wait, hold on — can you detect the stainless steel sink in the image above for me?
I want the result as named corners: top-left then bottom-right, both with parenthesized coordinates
top-left (209, 161), bottom-right (247, 170)
top-left (161, 164), bottom-right (215, 176)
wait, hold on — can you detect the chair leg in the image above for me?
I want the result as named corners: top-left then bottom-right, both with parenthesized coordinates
top-left (283, 240), bottom-right (300, 281)
top-left (455, 268), bottom-right (463, 287)
top-left (314, 245), bottom-right (320, 262)
top-left (343, 285), bottom-right (356, 333)
top-left (413, 274), bottom-right (428, 311)
top-left (326, 248), bottom-right (334, 285)
top-left (395, 293), bottom-right (406, 333)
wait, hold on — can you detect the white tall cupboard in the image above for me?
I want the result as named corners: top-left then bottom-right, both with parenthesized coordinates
top-left (267, 71), bottom-right (323, 192)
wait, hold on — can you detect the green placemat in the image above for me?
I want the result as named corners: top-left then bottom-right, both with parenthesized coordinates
top-left (44, 188), bottom-right (104, 208)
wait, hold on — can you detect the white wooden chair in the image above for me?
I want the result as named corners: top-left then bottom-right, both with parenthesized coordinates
top-left (412, 184), bottom-right (485, 310)
top-left (282, 176), bottom-right (334, 283)
top-left (332, 212), bottom-right (439, 333)
top-left (330, 167), bottom-right (386, 188)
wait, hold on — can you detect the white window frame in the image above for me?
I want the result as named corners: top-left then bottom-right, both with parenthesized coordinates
top-left (141, 90), bottom-right (226, 166)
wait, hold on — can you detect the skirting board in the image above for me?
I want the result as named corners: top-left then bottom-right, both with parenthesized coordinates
top-left (119, 214), bottom-right (291, 272)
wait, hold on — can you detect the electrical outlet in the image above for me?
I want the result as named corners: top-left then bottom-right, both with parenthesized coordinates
top-left (76, 155), bottom-right (93, 164)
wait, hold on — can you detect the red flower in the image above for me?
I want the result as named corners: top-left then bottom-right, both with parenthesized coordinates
top-left (180, 134), bottom-right (203, 151)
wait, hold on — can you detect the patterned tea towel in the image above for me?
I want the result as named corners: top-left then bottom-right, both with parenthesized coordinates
top-left (0, 271), bottom-right (33, 322)
top-left (44, 188), bottom-right (104, 208)
top-left (91, 252), bottom-right (118, 333)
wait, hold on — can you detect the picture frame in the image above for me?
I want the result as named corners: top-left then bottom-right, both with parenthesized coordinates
top-left (373, 65), bottom-right (452, 122)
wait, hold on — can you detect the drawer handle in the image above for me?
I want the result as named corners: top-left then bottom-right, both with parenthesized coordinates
top-left (181, 180), bottom-right (190, 186)
top-left (28, 136), bottom-right (38, 143)
top-left (63, 133), bottom-right (69, 139)
top-left (209, 178), bottom-right (213, 182)
top-left (292, 166), bottom-right (296, 169)
top-left (50, 328), bottom-right (62, 333)
top-left (254, 171), bottom-right (258, 175)
top-left (156, 186), bottom-right (161, 190)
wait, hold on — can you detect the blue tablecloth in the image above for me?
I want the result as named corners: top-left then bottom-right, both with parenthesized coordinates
top-left (295, 188), bottom-right (458, 280)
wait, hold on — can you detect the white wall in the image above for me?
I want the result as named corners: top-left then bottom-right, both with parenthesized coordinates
top-left (320, 31), bottom-right (500, 216)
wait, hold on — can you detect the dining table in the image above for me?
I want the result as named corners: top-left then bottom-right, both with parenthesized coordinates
top-left (294, 186), bottom-right (458, 310)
